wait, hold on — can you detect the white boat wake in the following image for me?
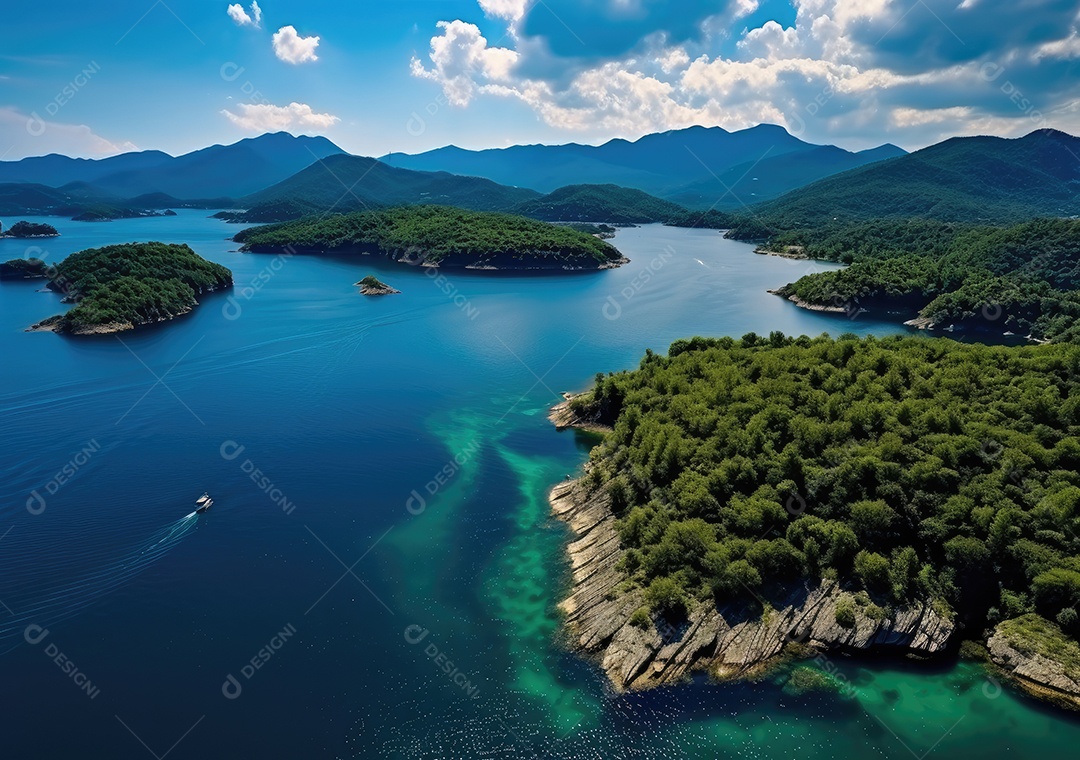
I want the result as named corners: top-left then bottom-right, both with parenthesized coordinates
top-left (0, 512), bottom-right (201, 645)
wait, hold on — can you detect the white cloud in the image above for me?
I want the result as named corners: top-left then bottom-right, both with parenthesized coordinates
top-left (738, 21), bottom-right (802, 60)
top-left (272, 25), bottom-right (320, 64)
top-left (0, 107), bottom-right (138, 159)
top-left (227, 2), bottom-right (262, 28)
top-left (477, 0), bottom-right (528, 22)
top-left (221, 102), bottom-right (339, 132)
top-left (1032, 32), bottom-right (1080, 61)
top-left (411, 20), bottom-right (518, 106)
top-left (657, 47), bottom-right (690, 74)
top-left (405, 0), bottom-right (1080, 148)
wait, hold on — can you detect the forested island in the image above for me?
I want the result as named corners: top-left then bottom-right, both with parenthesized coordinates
top-left (553, 333), bottom-right (1080, 708)
top-left (763, 218), bottom-right (1080, 343)
top-left (6, 242), bottom-right (232, 334)
top-left (234, 205), bottom-right (628, 270)
top-left (1, 220), bottom-right (60, 238)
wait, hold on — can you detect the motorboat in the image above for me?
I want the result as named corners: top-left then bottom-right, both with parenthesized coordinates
top-left (195, 492), bottom-right (214, 514)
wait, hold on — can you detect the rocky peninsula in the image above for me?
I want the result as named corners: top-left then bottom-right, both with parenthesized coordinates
top-left (547, 334), bottom-right (1080, 711)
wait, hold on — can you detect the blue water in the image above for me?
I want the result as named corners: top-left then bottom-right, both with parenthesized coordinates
top-left (2, 210), bottom-right (1077, 757)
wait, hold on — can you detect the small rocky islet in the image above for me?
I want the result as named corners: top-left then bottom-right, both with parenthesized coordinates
top-left (356, 275), bottom-right (400, 295)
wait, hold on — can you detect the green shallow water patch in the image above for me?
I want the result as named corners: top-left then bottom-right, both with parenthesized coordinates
top-left (386, 406), bottom-right (489, 611)
top-left (843, 659), bottom-right (1080, 757)
top-left (483, 440), bottom-right (598, 734)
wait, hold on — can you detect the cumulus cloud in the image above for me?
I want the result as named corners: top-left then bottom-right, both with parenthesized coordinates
top-left (411, 20), bottom-right (518, 105)
top-left (227, 2), bottom-right (262, 28)
top-left (272, 25), bottom-right (320, 64)
top-left (222, 102), bottom-right (339, 131)
top-left (0, 107), bottom-right (137, 159)
top-left (409, 0), bottom-right (1080, 148)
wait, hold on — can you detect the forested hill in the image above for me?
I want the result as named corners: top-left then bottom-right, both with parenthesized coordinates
top-left (241, 154), bottom-right (540, 213)
top-left (512, 184), bottom-right (705, 224)
top-left (570, 333), bottom-right (1080, 678)
top-left (234, 205), bottom-right (626, 270)
top-left (744, 129), bottom-right (1080, 229)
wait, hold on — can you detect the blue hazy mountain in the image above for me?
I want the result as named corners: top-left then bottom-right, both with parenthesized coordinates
top-left (0, 133), bottom-right (345, 199)
top-left (381, 124), bottom-right (906, 208)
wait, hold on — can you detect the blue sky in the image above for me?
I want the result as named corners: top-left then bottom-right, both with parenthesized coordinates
top-left (1, 0), bottom-right (1078, 159)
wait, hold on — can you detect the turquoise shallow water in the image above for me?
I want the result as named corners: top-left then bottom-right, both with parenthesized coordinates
top-left (1, 211), bottom-right (1078, 757)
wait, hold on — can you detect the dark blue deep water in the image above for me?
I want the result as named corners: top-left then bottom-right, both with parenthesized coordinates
top-left (2, 211), bottom-right (1078, 757)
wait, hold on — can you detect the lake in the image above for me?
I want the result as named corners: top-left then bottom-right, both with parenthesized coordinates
top-left (1, 210), bottom-right (1077, 757)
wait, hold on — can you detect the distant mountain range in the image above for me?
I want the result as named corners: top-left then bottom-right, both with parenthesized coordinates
top-left (749, 129), bottom-right (1080, 229)
top-left (0, 133), bottom-right (344, 199)
top-left (381, 125), bottom-right (906, 208)
top-left (3, 128), bottom-right (1078, 234)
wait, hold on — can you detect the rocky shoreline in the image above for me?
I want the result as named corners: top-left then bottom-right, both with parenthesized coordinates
top-left (548, 394), bottom-right (612, 433)
top-left (986, 622), bottom-right (1080, 710)
top-left (28, 310), bottom-right (194, 335)
top-left (551, 477), bottom-right (955, 692)
top-left (549, 404), bottom-right (1080, 709)
top-left (25, 281), bottom-right (228, 335)
top-left (767, 288), bottom-right (847, 314)
top-left (754, 245), bottom-right (808, 259)
top-left (243, 243), bottom-right (629, 271)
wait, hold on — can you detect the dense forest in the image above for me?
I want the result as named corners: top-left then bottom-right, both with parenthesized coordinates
top-left (772, 218), bottom-right (1080, 342)
top-left (235, 205), bottom-right (626, 268)
top-left (569, 333), bottom-right (1080, 653)
top-left (7, 242), bottom-right (232, 332)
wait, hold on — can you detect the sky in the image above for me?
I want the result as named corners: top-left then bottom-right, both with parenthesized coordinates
top-left (1, 0), bottom-right (1078, 160)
